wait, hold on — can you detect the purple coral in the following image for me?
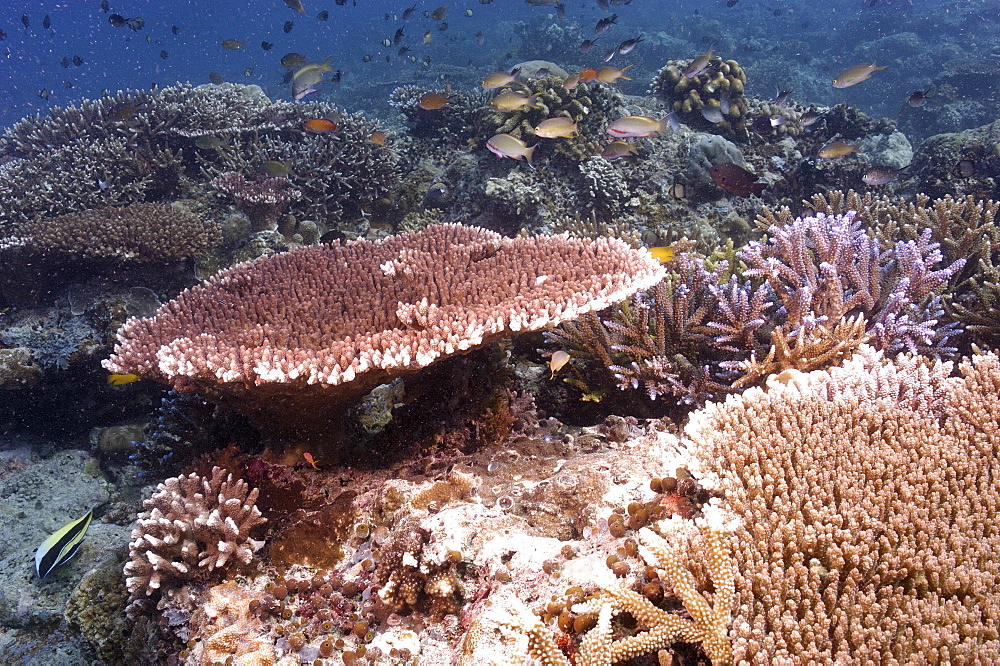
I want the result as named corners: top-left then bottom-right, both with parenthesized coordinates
top-left (740, 211), bottom-right (965, 356)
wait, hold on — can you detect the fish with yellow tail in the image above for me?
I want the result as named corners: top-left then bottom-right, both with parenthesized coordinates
top-left (595, 64), bottom-right (632, 84)
top-left (108, 373), bottom-right (140, 385)
top-left (606, 115), bottom-right (672, 138)
top-left (533, 117), bottom-right (579, 138)
top-left (549, 350), bottom-right (570, 379)
top-left (292, 57), bottom-right (335, 100)
top-left (818, 140), bottom-right (862, 159)
top-left (35, 508), bottom-right (94, 578)
top-left (832, 61), bottom-right (887, 88)
top-left (601, 140), bottom-right (639, 160)
top-left (481, 68), bottom-right (521, 89)
top-left (487, 134), bottom-right (537, 164)
top-left (684, 43), bottom-right (715, 78)
top-left (489, 91), bottom-right (543, 111)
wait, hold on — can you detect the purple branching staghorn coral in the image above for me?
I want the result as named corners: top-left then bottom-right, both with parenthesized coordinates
top-left (550, 210), bottom-right (966, 407)
top-left (740, 211), bottom-right (965, 358)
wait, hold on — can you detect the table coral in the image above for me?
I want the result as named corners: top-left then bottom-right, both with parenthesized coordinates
top-left (104, 224), bottom-right (665, 438)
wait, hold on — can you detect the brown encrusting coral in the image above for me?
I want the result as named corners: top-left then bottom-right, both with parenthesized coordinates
top-left (210, 172), bottom-right (302, 231)
top-left (686, 347), bottom-right (1000, 662)
top-left (104, 224), bottom-right (665, 435)
top-left (124, 466), bottom-right (266, 616)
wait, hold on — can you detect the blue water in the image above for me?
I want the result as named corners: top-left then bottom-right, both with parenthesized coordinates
top-left (1, 0), bottom-right (996, 129)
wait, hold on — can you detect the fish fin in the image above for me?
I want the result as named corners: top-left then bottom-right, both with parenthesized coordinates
top-left (873, 64), bottom-right (888, 71)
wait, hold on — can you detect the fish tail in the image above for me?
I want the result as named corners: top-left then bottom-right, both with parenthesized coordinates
top-left (524, 144), bottom-right (537, 165)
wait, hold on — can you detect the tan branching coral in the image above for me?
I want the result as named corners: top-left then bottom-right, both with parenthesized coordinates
top-left (124, 467), bottom-right (266, 615)
top-left (686, 347), bottom-right (1000, 662)
top-left (104, 224), bottom-right (665, 433)
top-left (4, 202), bottom-right (218, 263)
top-left (513, 524), bottom-right (735, 665)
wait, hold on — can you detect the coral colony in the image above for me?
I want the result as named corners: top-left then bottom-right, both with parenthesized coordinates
top-left (1, 4), bottom-right (999, 663)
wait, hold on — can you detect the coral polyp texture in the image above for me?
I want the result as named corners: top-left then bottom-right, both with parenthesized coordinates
top-left (104, 224), bottom-right (665, 433)
top-left (124, 466), bottom-right (266, 616)
top-left (687, 347), bottom-right (1000, 662)
top-left (210, 172), bottom-right (303, 231)
top-left (2, 202), bottom-right (218, 263)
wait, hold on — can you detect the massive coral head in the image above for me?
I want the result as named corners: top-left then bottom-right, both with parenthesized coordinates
top-left (104, 224), bottom-right (665, 443)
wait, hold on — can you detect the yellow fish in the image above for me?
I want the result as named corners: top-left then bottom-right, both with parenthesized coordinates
top-left (818, 140), bottom-right (862, 159)
top-left (832, 61), bottom-right (888, 88)
top-left (549, 350), bottom-right (570, 379)
top-left (534, 117), bottom-right (579, 138)
top-left (35, 509), bottom-right (94, 578)
top-left (108, 373), bottom-right (140, 385)
top-left (489, 91), bottom-right (543, 112)
top-left (481, 68), bottom-right (521, 89)
top-left (595, 64), bottom-right (633, 84)
top-left (649, 246), bottom-right (675, 263)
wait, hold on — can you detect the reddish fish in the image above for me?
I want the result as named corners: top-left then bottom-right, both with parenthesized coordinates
top-left (303, 452), bottom-right (321, 470)
top-left (302, 118), bottom-right (338, 133)
top-left (710, 163), bottom-right (766, 198)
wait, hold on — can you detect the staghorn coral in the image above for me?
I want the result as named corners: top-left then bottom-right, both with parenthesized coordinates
top-left (104, 224), bottom-right (665, 438)
top-left (124, 466), bottom-right (266, 616)
top-left (686, 347), bottom-right (1000, 662)
top-left (210, 172), bottom-right (302, 231)
top-left (507, 523), bottom-right (735, 666)
top-left (3, 202), bottom-right (218, 263)
top-left (772, 190), bottom-right (1000, 346)
top-left (548, 254), bottom-right (769, 408)
top-left (736, 211), bottom-right (965, 384)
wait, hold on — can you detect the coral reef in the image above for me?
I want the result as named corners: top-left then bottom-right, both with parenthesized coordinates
top-left (3, 203), bottom-right (217, 263)
top-left (124, 466), bottom-right (266, 616)
top-left (104, 225), bottom-right (665, 439)
top-left (647, 55), bottom-right (748, 137)
top-left (210, 172), bottom-right (302, 231)
top-left (0, 308), bottom-right (100, 370)
top-left (687, 347), bottom-right (1000, 662)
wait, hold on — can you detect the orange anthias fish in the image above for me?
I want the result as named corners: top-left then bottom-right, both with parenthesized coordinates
top-left (709, 163), bottom-right (766, 198)
top-left (832, 61), bottom-right (888, 88)
top-left (595, 64), bottom-right (632, 84)
top-left (303, 452), bottom-right (321, 470)
top-left (418, 91), bottom-right (451, 110)
top-left (369, 130), bottom-right (387, 145)
top-left (577, 68), bottom-right (599, 83)
top-left (302, 118), bottom-right (338, 133)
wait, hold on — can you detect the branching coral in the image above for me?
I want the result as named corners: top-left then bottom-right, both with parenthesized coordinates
top-left (510, 523), bottom-right (735, 665)
top-left (210, 172), bottom-right (302, 231)
top-left (687, 348), bottom-right (1000, 662)
top-left (4, 202), bottom-right (218, 263)
top-left (736, 211), bottom-right (965, 384)
top-left (772, 190), bottom-right (1000, 346)
top-left (548, 254), bottom-right (767, 407)
top-left (124, 466), bottom-right (266, 616)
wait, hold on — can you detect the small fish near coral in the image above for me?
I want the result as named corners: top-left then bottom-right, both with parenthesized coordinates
top-left (108, 372), bottom-right (140, 385)
top-left (832, 61), bottom-right (888, 88)
top-left (35, 508), bottom-right (93, 578)
top-left (549, 350), bottom-right (570, 379)
top-left (486, 133), bottom-right (536, 164)
top-left (710, 163), bottom-right (766, 198)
